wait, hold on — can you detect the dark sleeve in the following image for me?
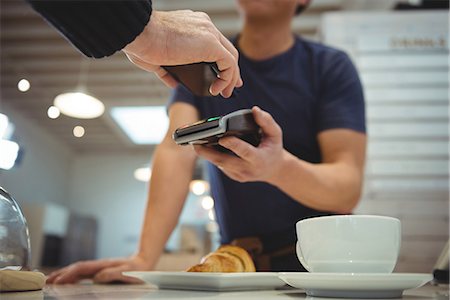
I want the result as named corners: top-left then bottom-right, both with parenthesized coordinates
top-left (316, 51), bottom-right (366, 133)
top-left (27, 0), bottom-right (152, 58)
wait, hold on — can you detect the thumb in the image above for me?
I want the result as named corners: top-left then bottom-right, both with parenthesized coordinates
top-left (93, 266), bottom-right (144, 284)
top-left (252, 106), bottom-right (282, 139)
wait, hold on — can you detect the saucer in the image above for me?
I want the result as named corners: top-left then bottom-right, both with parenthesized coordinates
top-left (278, 272), bottom-right (433, 298)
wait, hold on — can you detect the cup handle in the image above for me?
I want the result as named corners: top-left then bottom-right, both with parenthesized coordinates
top-left (296, 241), bottom-right (311, 272)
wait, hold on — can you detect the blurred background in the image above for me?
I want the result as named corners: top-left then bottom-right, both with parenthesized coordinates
top-left (0, 0), bottom-right (448, 273)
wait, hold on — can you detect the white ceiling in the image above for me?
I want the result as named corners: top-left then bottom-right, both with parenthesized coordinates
top-left (0, 0), bottom-right (391, 153)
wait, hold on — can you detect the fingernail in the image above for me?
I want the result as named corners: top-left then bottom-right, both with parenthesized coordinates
top-left (210, 88), bottom-right (219, 97)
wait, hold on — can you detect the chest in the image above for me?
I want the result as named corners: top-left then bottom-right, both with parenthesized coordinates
top-left (198, 66), bottom-right (320, 160)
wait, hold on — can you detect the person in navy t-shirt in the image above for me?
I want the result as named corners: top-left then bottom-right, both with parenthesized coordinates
top-left (165, 0), bottom-right (366, 271)
top-left (44, 0), bottom-right (367, 283)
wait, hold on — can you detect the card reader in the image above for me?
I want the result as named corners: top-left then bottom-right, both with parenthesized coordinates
top-left (173, 109), bottom-right (261, 151)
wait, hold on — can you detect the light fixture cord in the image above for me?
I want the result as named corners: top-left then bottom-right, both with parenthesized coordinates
top-left (76, 58), bottom-right (90, 92)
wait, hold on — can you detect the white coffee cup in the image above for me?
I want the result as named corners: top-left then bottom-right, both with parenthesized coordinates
top-left (296, 215), bottom-right (401, 273)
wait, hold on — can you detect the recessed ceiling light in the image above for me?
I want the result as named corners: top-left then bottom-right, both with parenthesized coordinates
top-left (0, 140), bottom-right (19, 170)
top-left (110, 106), bottom-right (169, 144)
top-left (73, 125), bottom-right (85, 137)
top-left (0, 113), bottom-right (8, 139)
top-left (0, 113), bottom-right (14, 140)
top-left (206, 209), bottom-right (218, 223)
top-left (17, 79), bottom-right (30, 92)
top-left (54, 92), bottom-right (104, 119)
top-left (206, 220), bottom-right (218, 232)
top-left (201, 196), bottom-right (214, 210)
top-left (190, 180), bottom-right (209, 196)
top-left (134, 167), bottom-right (152, 182)
top-left (47, 106), bottom-right (61, 119)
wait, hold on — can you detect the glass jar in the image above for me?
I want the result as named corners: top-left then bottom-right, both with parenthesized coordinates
top-left (0, 187), bottom-right (31, 270)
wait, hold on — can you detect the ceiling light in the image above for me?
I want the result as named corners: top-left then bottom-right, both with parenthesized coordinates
top-left (0, 140), bottom-right (19, 170)
top-left (190, 180), bottom-right (209, 196)
top-left (73, 125), bottom-right (85, 137)
top-left (201, 196), bottom-right (214, 210)
top-left (110, 106), bottom-right (169, 144)
top-left (206, 221), bottom-right (218, 232)
top-left (208, 209), bottom-right (216, 221)
top-left (208, 210), bottom-right (215, 221)
top-left (47, 106), bottom-right (60, 119)
top-left (17, 79), bottom-right (30, 92)
top-left (0, 113), bottom-right (14, 140)
top-left (134, 167), bottom-right (152, 182)
top-left (54, 92), bottom-right (104, 119)
top-left (0, 113), bottom-right (8, 139)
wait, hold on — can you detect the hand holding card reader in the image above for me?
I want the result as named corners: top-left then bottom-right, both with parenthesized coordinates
top-left (173, 109), bottom-right (261, 152)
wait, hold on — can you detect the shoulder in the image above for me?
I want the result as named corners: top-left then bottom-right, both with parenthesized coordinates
top-left (296, 36), bottom-right (349, 61)
top-left (295, 36), bottom-right (354, 73)
top-left (296, 37), bottom-right (360, 84)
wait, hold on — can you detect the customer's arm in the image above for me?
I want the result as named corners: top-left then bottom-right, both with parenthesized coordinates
top-left (27, 0), bottom-right (242, 97)
top-left (195, 106), bottom-right (366, 214)
top-left (27, 0), bottom-right (152, 58)
top-left (46, 102), bottom-right (199, 284)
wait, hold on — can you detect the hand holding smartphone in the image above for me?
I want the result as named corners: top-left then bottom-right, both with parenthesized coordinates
top-left (162, 62), bottom-right (220, 97)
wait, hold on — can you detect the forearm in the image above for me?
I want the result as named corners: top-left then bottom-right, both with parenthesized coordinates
top-left (137, 143), bottom-right (196, 269)
top-left (268, 150), bottom-right (363, 213)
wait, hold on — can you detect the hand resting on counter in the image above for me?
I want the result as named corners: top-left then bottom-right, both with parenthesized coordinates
top-left (46, 255), bottom-right (149, 284)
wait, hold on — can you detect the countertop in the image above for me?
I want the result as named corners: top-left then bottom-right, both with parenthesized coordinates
top-left (1, 283), bottom-right (449, 300)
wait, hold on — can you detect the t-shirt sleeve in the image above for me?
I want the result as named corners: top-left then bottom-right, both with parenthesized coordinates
top-left (167, 85), bottom-right (199, 111)
top-left (316, 51), bottom-right (366, 133)
top-left (27, 0), bottom-right (152, 58)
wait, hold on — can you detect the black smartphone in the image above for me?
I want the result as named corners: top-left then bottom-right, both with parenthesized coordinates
top-left (162, 62), bottom-right (220, 97)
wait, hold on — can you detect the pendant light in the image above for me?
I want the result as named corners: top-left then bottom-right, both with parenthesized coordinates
top-left (53, 58), bottom-right (104, 119)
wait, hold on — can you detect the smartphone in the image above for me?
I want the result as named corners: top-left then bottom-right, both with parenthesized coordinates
top-left (162, 62), bottom-right (220, 97)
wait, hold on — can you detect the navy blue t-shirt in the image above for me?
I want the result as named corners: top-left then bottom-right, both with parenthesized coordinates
top-left (168, 36), bottom-right (365, 247)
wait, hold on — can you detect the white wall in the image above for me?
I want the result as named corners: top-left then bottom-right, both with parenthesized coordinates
top-left (68, 153), bottom-right (150, 259)
top-left (321, 11), bottom-right (449, 273)
top-left (0, 104), bottom-right (73, 207)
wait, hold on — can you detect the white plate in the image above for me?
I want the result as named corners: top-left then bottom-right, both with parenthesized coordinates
top-left (124, 271), bottom-right (286, 292)
top-left (278, 272), bottom-right (433, 298)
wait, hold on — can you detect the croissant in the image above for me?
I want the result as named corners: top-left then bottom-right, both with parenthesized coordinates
top-left (187, 245), bottom-right (256, 272)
